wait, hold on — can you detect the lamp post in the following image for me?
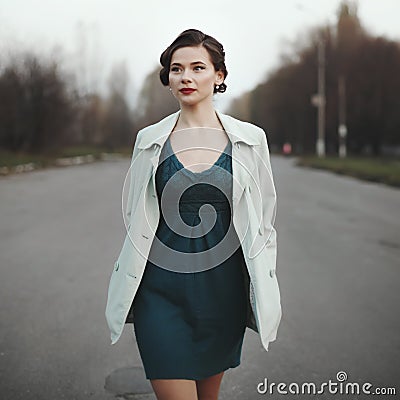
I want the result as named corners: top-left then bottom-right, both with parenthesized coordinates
top-left (310, 39), bottom-right (326, 157)
top-left (296, 3), bottom-right (326, 157)
top-left (338, 75), bottom-right (347, 158)
top-left (316, 39), bottom-right (326, 157)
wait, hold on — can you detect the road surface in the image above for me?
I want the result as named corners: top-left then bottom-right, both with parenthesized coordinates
top-left (0, 156), bottom-right (398, 399)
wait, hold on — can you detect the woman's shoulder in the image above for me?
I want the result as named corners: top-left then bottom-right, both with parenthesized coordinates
top-left (221, 113), bottom-right (264, 131)
top-left (135, 111), bottom-right (180, 148)
top-left (218, 112), bottom-right (266, 144)
top-left (139, 111), bottom-right (179, 133)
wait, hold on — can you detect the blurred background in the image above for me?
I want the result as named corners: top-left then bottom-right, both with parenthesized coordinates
top-left (1, 1), bottom-right (399, 399)
top-left (1, 0), bottom-right (399, 185)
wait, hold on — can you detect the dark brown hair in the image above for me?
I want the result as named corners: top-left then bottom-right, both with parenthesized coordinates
top-left (159, 29), bottom-right (228, 94)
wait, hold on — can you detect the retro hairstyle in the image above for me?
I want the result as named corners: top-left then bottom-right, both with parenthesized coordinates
top-left (159, 29), bottom-right (228, 93)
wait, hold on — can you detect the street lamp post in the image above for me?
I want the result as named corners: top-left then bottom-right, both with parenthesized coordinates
top-left (296, 2), bottom-right (326, 157)
top-left (338, 75), bottom-right (347, 158)
top-left (316, 39), bottom-right (326, 157)
top-left (310, 39), bottom-right (326, 157)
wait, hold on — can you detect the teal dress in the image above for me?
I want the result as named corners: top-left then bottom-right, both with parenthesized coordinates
top-left (132, 135), bottom-right (248, 380)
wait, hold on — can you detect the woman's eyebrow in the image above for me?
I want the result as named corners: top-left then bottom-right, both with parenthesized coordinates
top-left (170, 61), bottom-right (207, 66)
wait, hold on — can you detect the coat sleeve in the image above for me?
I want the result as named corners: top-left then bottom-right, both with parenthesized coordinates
top-left (255, 128), bottom-right (278, 254)
top-left (124, 131), bottom-right (143, 228)
top-left (260, 129), bottom-right (277, 235)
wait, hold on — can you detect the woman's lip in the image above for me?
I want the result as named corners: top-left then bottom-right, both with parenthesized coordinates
top-left (179, 88), bottom-right (196, 94)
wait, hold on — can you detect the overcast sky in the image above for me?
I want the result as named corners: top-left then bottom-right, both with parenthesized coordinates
top-left (1, 0), bottom-right (399, 111)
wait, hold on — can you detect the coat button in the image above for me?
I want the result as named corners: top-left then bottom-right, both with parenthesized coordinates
top-left (247, 185), bottom-right (251, 193)
top-left (258, 227), bottom-right (263, 235)
top-left (269, 269), bottom-right (275, 278)
top-left (235, 142), bottom-right (240, 148)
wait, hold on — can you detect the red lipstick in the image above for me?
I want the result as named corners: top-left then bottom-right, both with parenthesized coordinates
top-left (179, 88), bottom-right (196, 95)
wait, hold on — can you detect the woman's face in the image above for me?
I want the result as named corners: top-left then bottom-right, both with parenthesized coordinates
top-left (168, 45), bottom-right (224, 107)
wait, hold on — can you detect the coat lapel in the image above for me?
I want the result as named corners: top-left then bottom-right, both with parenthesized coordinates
top-left (140, 110), bottom-right (260, 220)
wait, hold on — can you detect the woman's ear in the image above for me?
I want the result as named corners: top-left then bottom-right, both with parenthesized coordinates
top-left (215, 70), bottom-right (225, 85)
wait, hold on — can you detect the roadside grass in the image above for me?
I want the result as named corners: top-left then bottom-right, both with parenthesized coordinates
top-left (0, 145), bottom-right (132, 173)
top-left (296, 155), bottom-right (400, 188)
top-left (2, 147), bottom-right (400, 189)
top-left (59, 145), bottom-right (132, 158)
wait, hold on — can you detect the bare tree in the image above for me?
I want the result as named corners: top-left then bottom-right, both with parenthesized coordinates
top-left (135, 66), bottom-right (179, 129)
top-left (102, 61), bottom-right (134, 150)
top-left (0, 52), bottom-right (74, 153)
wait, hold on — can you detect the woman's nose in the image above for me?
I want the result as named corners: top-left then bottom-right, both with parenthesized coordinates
top-left (181, 69), bottom-right (192, 83)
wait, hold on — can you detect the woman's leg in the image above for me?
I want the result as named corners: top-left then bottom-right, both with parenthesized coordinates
top-left (150, 379), bottom-right (198, 400)
top-left (196, 371), bottom-right (225, 400)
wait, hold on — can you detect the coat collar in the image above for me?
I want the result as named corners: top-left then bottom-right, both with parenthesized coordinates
top-left (137, 109), bottom-right (261, 150)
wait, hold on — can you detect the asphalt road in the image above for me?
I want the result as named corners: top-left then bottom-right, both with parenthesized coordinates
top-left (0, 156), bottom-right (399, 400)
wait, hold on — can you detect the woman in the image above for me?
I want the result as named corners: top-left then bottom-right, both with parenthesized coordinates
top-left (105, 29), bottom-right (282, 400)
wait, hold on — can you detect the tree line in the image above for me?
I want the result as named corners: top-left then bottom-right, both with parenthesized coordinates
top-left (1, 1), bottom-right (399, 157)
top-left (0, 48), bottom-right (179, 156)
top-left (229, 1), bottom-right (400, 156)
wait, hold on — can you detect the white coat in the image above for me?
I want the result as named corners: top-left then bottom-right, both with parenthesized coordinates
top-left (105, 110), bottom-right (282, 351)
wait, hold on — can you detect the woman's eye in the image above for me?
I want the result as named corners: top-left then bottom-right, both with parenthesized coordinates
top-left (171, 67), bottom-right (180, 72)
top-left (194, 66), bottom-right (205, 71)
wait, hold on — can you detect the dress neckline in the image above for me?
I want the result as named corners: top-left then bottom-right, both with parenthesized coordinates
top-left (167, 136), bottom-right (230, 176)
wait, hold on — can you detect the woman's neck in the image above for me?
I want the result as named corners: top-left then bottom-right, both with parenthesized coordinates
top-left (176, 102), bottom-right (222, 130)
